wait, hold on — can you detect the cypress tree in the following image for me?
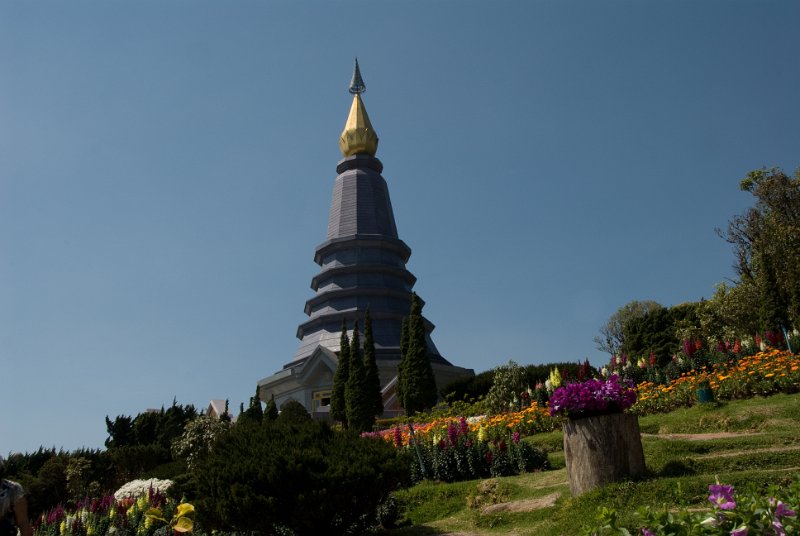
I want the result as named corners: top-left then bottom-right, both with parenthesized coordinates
top-left (240, 386), bottom-right (263, 424)
top-left (346, 320), bottom-right (373, 432)
top-left (330, 320), bottom-right (350, 427)
top-left (264, 394), bottom-right (278, 422)
top-left (399, 293), bottom-right (438, 416)
top-left (363, 309), bottom-right (384, 418)
top-left (219, 399), bottom-right (231, 422)
top-left (397, 316), bottom-right (410, 410)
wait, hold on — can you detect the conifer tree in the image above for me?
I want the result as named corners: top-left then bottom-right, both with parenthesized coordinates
top-left (264, 394), bottom-right (278, 422)
top-left (399, 293), bottom-right (438, 416)
top-left (346, 320), bottom-right (374, 432)
top-left (219, 399), bottom-right (232, 422)
top-left (330, 320), bottom-right (350, 427)
top-left (396, 316), bottom-right (410, 409)
top-left (240, 386), bottom-right (263, 423)
top-left (363, 309), bottom-right (384, 418)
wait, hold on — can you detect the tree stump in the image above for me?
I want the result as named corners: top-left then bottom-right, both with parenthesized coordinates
top-left (562, 412), bottom-right (646, 496)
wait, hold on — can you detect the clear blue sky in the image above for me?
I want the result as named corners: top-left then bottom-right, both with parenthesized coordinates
top-left (2, 1), bottom-right (798, 454)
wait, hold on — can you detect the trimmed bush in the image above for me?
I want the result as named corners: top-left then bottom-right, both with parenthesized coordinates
top-left (192, 418), bottom-right (411, 535)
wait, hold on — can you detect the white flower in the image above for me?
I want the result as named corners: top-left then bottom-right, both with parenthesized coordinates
top-left (113, 478), bottom-right (173, 500)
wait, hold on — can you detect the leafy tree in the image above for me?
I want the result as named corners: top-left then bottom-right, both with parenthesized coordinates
top-left (363, 309), bottom-right (384, 418)
top-left (398, 293), bottom-right (438, 416)
top-left (330, 319), bottom-right (350, 426)
top-left (485, 360), bottom-right (527, 414)
top-left (171, 415), bottom-right (231, 471)
top-left (719, 167), bottom-right (800, 331)
top-left (594, 300), bottom-right (663, 356)
top-left (706, 282), bottom-right (760, 339)
top-left (346, 320), bottom-right (373, 432)
top-left (622, 305), bottom-right (682, 366)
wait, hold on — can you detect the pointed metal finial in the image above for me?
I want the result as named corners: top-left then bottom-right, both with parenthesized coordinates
top-left (348, 58), bottom-right (366, 95)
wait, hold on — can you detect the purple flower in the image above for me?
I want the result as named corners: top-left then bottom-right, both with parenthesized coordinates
top-left (708, 484), bottom-right (736, 510)
top-left (447, 422), bottom-right (460, 446)
top-left (641, 529), bottom-right (655, 536)
top-left (512, 431), bottom-right (521, 444)
top-left (548, 375), bottom-right (637, 418)
top-left (459, 416), bottom-right (469, 437)
top-left (772, 519), bottom-right (786, 536)
top-left (773, 499), bottom-right (796, 519)
top-left (730, 527), bottom-right (748, 536)
top-left (393, 426), bottom-right (403, 448)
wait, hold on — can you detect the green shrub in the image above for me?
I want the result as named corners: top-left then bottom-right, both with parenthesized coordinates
top-left (192, 418), bottom-right (411, 535)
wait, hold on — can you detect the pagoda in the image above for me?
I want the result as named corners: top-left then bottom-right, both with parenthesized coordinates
top-left (257, 61), bottom-right (473, 416)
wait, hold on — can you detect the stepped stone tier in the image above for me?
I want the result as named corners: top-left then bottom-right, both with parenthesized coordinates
top-left (257, 61), bottom-right (473, 417)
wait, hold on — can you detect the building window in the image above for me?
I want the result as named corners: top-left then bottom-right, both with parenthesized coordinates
top-left (312, 390), bottom-right (332, 410)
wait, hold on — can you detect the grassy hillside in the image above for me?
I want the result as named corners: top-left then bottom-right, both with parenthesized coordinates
top-left (387, 392), bottom-right (800, 535)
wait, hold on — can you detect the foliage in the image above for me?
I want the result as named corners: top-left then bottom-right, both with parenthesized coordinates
top-left (363, 309), bottom-right (384, 418)
top-left (346, 320), bottom-right (375, 433)
top-left (484, 360), bottom-right (527, 415)
top-left (278, 400), bottom-right (311, 421)
top-left (191, 417), bottom-right (410, 536)
top-left (264, 394), bottom-right (278, 421)
top-left (623, 305), bottom-right (692, 367)
top-left (105, 402), bottom-right (198, 452)
top-left (592, 477), bottom-right (800, 535)
top-left (548, 375), bottom-right (637, 418)
top-left (397, 293), bottom-right (438, 416)
top-left (719, 167), bottom-right (800, 333)
top-left (595, 300), bottom-right (664, 356)
top-left (330, 318), bottom-right (350, 426)
top-left (170, 416), bottom-right (231, 471)
top-left (107, 444), bottom-right (173, 484)
top-left (238, 386), bottom-right (263, 424)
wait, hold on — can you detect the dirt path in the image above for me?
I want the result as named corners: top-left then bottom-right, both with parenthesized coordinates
top-left (481, 492), bottom-right (561, 515)
top-left (642, 432), bottom-right (762, 440)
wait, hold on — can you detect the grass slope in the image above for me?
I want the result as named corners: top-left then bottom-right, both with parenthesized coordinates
top-left (387, 392), bottom-right (800, 535)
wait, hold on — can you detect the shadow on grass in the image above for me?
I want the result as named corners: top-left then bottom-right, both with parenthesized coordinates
top-left (657, 459), bottom-right (697, 477)
top-left (383, 524), bottom-right (453, 535)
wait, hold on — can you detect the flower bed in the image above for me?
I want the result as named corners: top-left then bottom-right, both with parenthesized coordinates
top-left (634, 349), bottom-right (800, 414)
top-left (34, 484), bottom-right (192, 536)
top-left (365, 412), bottom-right (551, 482)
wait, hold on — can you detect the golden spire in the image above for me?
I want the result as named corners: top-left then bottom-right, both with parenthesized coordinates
top-left (339, 59), bottom-right (379, 157)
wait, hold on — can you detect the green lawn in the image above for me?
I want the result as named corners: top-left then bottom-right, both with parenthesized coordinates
top-left (386, 393), bottom-right (800, 535)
